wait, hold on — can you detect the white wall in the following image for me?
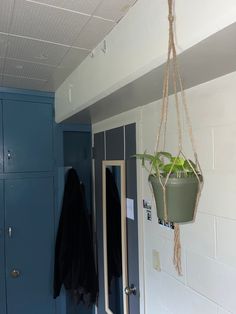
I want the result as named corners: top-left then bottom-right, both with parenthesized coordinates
top-left (93, 71), bottom-right (236, 314)
top-left (55, 0), bottom-right (236, 122)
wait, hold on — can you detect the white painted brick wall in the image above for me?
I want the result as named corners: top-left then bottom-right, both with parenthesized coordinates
top-left (187, 251), bottom-right (236, 313)
top-left (181, 212), bottom-right (216, 258)
top-left (216, 218), bottom-right (236, 268)
top-left (141, 72), bottom-right (236, 314)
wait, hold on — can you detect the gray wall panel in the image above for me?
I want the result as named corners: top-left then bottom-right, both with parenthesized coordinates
top-left (106, 127), bottom-right (124, 160)
top-left (125, 124), bottom-right (140, 313)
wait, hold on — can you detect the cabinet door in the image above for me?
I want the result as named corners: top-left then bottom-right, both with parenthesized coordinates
top-left (5, 177), bottom-right (55, 314)
top-left (3, 100), bottom-right (53, 173)
top-left (0, 101), bottom-right (3, 172)
top-left (0, 180), bottom-right (6, 314)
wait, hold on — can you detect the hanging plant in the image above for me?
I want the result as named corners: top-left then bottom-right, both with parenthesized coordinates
top-left (135, 151), bottom-right (202, 223)
top-left (135, 0), bottom-right (204, 275)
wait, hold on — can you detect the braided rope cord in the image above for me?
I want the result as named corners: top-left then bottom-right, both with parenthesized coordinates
top-left (152, 0), bottom-right (204, 275)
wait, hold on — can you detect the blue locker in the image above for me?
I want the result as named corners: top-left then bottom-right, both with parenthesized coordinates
top-left (0, 180), bottom-right (6, 314)
top-left (0, 101), bottom-right (3, 172)
top-left (5, 177), bottom-right (55, 314)
top-left (0, 89), bottom-right (56, 314)
top-left (0, 89), bottom-right (92, 314)
top-left (3, 100), bottom-right (53, 173)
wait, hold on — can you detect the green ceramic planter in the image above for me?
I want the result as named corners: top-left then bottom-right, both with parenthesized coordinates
top-left (149, 174), bottom-right (201, 223)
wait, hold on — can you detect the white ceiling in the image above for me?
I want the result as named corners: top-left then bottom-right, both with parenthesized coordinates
top-left (0, 0), bottom-right (137, 92)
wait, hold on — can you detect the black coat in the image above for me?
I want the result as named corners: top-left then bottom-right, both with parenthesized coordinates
top-left (53, 168), bottom-right (98, 305)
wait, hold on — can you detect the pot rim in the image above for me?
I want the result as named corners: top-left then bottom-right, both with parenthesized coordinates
top-left (149, 174), bottom-right (203, 184)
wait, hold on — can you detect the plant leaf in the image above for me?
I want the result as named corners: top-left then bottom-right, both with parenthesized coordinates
top-left (163, 163), bottom-right (183, 174)
top-left (183, 159), bottom-right (197, 172)
top-left (156, 151), bottom-right (172, 160)
top-left (134, 151), bottom-right (198, 177)
top-left (171, 156), bottom-right (185, 166)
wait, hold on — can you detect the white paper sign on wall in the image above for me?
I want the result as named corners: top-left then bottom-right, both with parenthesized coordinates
top-left (126, 198), bottom-right (134, 220)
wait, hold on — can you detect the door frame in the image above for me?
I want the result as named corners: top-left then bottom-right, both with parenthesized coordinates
top-left (92, 108), bottom-right (145, 314)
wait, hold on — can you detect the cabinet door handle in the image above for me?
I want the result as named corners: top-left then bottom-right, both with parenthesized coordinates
top-left (7, 150), bottom-right (12, 160)
top-left (11, 269), bottom-right (20, 278)
top-left (8, 227), bottom-right (12, 238)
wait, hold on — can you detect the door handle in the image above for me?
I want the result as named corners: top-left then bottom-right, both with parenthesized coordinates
top-left (11, 269), bottom-right (21, 278)
top-left (124, 284), bottom-right (137, 296)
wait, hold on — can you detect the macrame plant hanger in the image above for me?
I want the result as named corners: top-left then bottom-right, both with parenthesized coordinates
top-left (153, 0), bottom-right (203, 275)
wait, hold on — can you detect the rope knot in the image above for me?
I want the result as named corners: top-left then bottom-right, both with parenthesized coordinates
top-left (168, 14), bottom-right (174, 23)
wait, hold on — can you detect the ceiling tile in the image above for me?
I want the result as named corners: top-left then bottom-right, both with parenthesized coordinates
top-left (2, 75), bottom-right (46, 91)
top-left (10, 0), bottom-right (90, 45)
top-left (58, 47), bottom-right (89, 69)
top-left (0, 33), bottom-right (8, 58)
top-left (44, 48), bottom-right (89, 90)
top-left (4, 58), bottom-right (55, 80)
top-left (43, 70), bottom-right (69, 91)
top-left (0, 0), bottom-right (15, 33)
top-left (73, 17), bottom-right (115, 49)
top-left (29, 0), bottom-right (102, 15)
top-left (39, 83), bottom-right (54, 92)
top-left (94, 0), bottom-right (137, 22)
top-left (6, 35), bottom-right (70, 66)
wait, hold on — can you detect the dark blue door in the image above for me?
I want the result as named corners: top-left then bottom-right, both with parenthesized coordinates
top-left (0, 180), bottom-right (6, 314)
top-left (5, 177), bottom-right (55, 314)
top-left (95, 124), bottom-right (140, 314)
top-left (3, 100), bottom-right (53, 173)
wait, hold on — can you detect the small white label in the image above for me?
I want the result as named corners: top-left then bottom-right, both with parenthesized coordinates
top-left (143, 199), bottom-right (152, 210)
top-left (146, 209), bottom-right (152, 221)
top-left (143, 199), bottom-right (152, 221)
top-left (126, 198), bottom-right (134, 220)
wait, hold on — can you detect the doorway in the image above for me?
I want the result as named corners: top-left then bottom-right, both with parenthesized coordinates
top-left (94, 124), bottom-right (140, 314)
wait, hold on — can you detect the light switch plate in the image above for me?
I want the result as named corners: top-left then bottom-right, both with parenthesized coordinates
top-left (152, 249), bottom-right (161, 272)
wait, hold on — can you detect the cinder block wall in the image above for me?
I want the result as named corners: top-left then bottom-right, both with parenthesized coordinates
top-left (141, 71), bottom-right (236, 314)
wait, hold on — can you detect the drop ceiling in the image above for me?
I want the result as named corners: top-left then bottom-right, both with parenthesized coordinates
top-left (0, 0), bottom-right (137, 92)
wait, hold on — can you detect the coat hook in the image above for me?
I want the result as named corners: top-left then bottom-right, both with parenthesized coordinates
top-left (101, 40), bottom-right (107, 54)
top-left (90, 50), bottom-right (95, 58)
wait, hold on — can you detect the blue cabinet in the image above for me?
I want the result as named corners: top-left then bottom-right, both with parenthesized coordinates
top-left (0, 102), bottom-right (3, 172)
top-left (0, 180), bottom-right (6, 314)
top-left (0, 89), bottom-right (56, 314)
top-left (5, 177), bottom-right (55, 314)
top-left (3, 100), bottom-right (53, 172)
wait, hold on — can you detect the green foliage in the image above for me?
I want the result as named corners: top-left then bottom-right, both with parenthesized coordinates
top-left (134, 151), bottom-right (197, 178)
